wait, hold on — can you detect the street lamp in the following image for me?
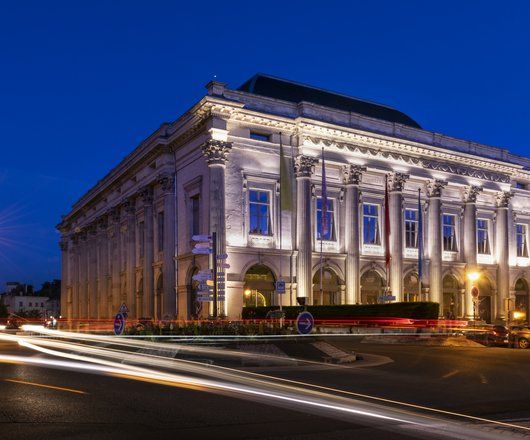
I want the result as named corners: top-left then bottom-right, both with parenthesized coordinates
top-left (467, 271), bottom-right (480, 282)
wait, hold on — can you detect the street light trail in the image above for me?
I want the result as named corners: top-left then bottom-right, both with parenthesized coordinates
top-left (1, 331), bottom-right (528, 438)
top-left (4, 378), bottom-right (87, 394)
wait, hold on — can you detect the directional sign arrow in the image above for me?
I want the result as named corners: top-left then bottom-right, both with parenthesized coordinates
top-left (192, 273), bottom-right (212, 282)
top-left (216, 253), bottom-right (228, 260)
top-left (219, 263), bottom-right (230, 269)
top-left (192, 248), bottom-right (213, 255)
top-left (192, 235), bottom-right (212, 242)
top-left (194, 242), bottom-right (212, 249)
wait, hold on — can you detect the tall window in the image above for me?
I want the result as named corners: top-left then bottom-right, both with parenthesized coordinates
top-left (404, 209), bottom-right (418, 248)
top-left (249, 190), bottom-right (271, 235)
top-left (363, 204), bottom-right (380, 245)
top-left (517, 224), bottom-right (529, 257)
top-left (191, 195), bottom-right (200, 236)
top-left (138, 221), bottom-right (145, 259)
top-left (477, 219), bottom-right (490, 254)
top-left (316, 198), bottom-right (336, 241)
top-left (250, 131), bottom-right (270, 142)
top-left (157, 211), bottom-right (164, 252)
top-left (443, 214), bottom-right (457, 251)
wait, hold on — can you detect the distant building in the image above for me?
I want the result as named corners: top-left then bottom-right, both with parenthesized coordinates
top-left (58, 74), bottom-right (530, 323)
top-left (4, 294), bottom-right (49, 316)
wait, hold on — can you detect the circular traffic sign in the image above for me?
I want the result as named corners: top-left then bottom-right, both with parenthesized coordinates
top-left (114, 313), bottom-right (125, 336)
top-left (296, 311), bottom-right (314, 335)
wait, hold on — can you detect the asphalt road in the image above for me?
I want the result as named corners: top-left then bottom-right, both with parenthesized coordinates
top-left (0, 334), bottom-right (529, 440)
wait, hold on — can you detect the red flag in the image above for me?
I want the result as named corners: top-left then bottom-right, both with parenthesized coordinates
top-left (384, 174), bottom-right (391, 271)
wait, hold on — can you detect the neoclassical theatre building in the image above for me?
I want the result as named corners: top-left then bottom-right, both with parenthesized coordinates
top-left (58, 74), bottom-right (530, 323)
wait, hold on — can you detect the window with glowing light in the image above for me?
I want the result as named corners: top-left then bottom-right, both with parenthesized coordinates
top-left (477, 219), bottom-right (490, 255)
top-left (249, 189), bottom-right (271, 235)
top-left (443, 214), bottom-right (457, 252)
top-left (363, 203), bottom-right (380, 245)
top-left (516, 224), bottom-right (529, 258)
top-left (316, 197), bottom-right (336, 241)
top-left (404, 209), bottom-right (418, 248)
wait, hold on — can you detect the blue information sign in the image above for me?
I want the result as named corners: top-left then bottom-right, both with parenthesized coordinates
top-left (114, 313), bottom-right (125, 336)
top-left (296, 311), bottom-right (314, 335)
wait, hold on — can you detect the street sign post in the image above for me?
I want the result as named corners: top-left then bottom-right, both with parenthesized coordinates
top-left (296, 311), bottom-right (314, 335)
top-left (275, 280), bottom-right (286, 294)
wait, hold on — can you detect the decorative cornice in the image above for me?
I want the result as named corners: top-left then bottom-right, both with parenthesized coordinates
top-left (139, 186), bottom-right (154, 205)
top-left (304, 136), bottom-right (511, 184)
top-left (388, 172), bottom-right (409, 192)
top-left (426, 179), bottom-right (448, 198)
top-left (294, 155), bottom-right (318, 178)
top-left (202, 139), bottom-right (232, 165)
top-left (342, 164), bottom-right (366, 185)
top-left (496, 190), bottom-right (514, 208)
top-left (463, 185), bottom-right (483, 203)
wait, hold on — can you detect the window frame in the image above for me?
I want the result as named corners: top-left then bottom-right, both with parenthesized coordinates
top-left (362, 203), bottom-right (381, 246)
top-left (315, 196), bottom-right (337, 242)
top-left (476, 218), bottom-right (491, 255)
top-left (404, 208), bottom-right (419, 249)
top-left (248, 188), bottom-right (273, 236)
top-left (249, 131), bottom-right (271, 142)
top-left (516, 223), bottom-right (529, 258)
top-left (442, 214), bottom-right (458, 252)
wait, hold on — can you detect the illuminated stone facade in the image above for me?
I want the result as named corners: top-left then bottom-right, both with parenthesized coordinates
top-left (59, 74), bottom-right (530, 323)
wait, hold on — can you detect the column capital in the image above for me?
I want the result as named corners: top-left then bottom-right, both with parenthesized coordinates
top-left (463, 185), bottom-right (483, 203)
top-left (97, 214), bottom-right (108, 231)
top-left (294, 155), bottom-right (318, 178)
top-left (426, 179), bottom-right (447, 198)
top-left (108, 206), bottom-right (121, 223)
top-left (388, 172), bottom-right (409, 192)
top-left (496, 190), bottom-right (514, 208)
top-left (139, 185), bottom-right (154, 205)
top-left (157, 172), bottom-right (175, 193)
top-left (123, 196), bottom-right (136, 215)
top-left (59, 237), bottom-right (69, 251)
top-left (202, 139), bottom-right (232, 166)
top-left (342, 164), bottom-right (366, 185)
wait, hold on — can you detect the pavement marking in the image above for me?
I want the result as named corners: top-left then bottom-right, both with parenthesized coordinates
top-left (4, 378), bottom-right (87, 395)
top-left (441, 369), bottom-right (459, 379)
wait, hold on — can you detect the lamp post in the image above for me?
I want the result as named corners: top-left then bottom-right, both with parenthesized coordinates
top-left (467, 271), bottom-right (480, 322)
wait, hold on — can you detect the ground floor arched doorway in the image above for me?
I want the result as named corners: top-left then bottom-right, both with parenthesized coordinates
top-left (313, 268), bottom-right (341, 305)
top-left (514, 278), bottom-right (529, 324)
top-left (360, 270), bottom-right (385, 304)
top-left (442, 274), bottom-right (462, 319)
top-left (403, 272), bottom-right (420, 302)
top-left (243, 264), bottom-right (275, 307)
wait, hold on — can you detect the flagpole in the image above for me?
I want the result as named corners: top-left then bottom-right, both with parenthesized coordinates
top-left (278, 132), bottom-right (283, 314)
top-left (384, 174), bottom-right (391, 301)
top-left (418, 188), bottom-right (423, 301)
top-left (320, 147), bottom-right (326, 304)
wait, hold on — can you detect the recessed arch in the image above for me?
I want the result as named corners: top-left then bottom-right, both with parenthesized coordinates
top-left (442, 273), bottom-right (462, 319)
top-left (360, 269), bottom-right (385, 304)
top-left (243, 264), bottom-right (276, 307)
top-left (312, 266), bottom-right (341, 305)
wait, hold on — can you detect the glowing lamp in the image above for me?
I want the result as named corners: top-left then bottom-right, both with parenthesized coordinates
top-left (244, 289), bottom-right (251, 298)
top-left (467, 272), bottom-right (480, 282)
top-left (513, 311), bottom-right (526, 320)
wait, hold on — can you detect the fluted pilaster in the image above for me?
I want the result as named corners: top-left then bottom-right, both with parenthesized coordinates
top-left (463, 185), bottom-right (482, 319)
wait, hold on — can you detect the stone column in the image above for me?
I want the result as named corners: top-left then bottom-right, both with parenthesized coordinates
top-left (427, 179), bottom-right (447, 308)
top-left (158, 174), bottom-right (176, 319)
top-left (202, 139), bottom-right (232, 317)
top-left (294, 155), bottom-right (318, 303)
top-left (59, 237), bottom-right (70, 318)
top-left (71, 235), bottom-right (80, 319)
top-left (97, 216), bottom-right (108, 319)
top-left (496, 191), bottom-right (513, 322)
top-left (388, 172), bottom-right (409, 300)
top-left (342, 165), bottom-right (365, 304)
top-left (463, 185), bottom-right (482, 319)
top-left (109, 207), bottom-right (122, 317)
top-left (124, 198), bottom-right (137, 318)
top-left (87, 226), bottom-right (98, 319)
top-left (78, 232), bottom-right (88, 319)
top-left (140, 186), bottom-right (154, 319)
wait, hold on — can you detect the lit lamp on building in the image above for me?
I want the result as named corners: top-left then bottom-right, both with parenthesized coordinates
top-left (244, 288), bottom-right (258, 307)
top-left (513, 311), bottom-right (526, 321)
top-left (467, 271), bottom-right (480, 321)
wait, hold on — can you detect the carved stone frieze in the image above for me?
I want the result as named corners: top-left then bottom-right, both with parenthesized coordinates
top-left (305, 136), bottom-right (511, 184)
top-left (342, 164), bottom-right (366, 185)
top-left (426, 179), bottom-right (448, 198)
top-left (463, 185), bottom-right (483, 203)
top-left (202, 139), bottom-right (232, 165)
top-left (157, 172), bottom-right (175, 192)
top-left (294, 155), bottom-right (318, 178)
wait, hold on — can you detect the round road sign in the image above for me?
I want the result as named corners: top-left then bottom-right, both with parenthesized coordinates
top-left (296, 311), bottom-right (314, 335)
top-left (114, 313), bottom-right (125, 336)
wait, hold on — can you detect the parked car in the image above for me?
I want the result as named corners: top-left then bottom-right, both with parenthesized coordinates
top-left (509, 326), bottom-right (530, 349)
top-left (465, 325), bottom-right (509, 347)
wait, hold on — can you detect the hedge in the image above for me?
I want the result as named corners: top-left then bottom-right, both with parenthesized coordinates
top-left (242, 302), bottom-right (439, 320)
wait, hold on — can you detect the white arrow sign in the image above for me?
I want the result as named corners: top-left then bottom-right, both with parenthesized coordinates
top-left (217, 283), bottom-right (225, 289)
top-left (192, 248), bottom-right (213, 255)
top-left (216, 253), bottom-right (228, 260)
top-left (194, 242), bottom-right (212, 249)
top-left (192, 235), bottom-right (211, 242)
top-left (192, 272), bottom-right (212, 282)
top-left (219, 263), bottom-right (230, 269)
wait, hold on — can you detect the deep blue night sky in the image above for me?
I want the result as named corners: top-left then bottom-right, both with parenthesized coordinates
top-left (1, 1), bottom-right (529, 289)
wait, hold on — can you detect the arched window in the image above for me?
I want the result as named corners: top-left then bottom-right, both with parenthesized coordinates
top-left (243, 264), bottom-right (275, 307)
top-left (442, 275), bottom-right (461, 318)
top-left (514, 278), bottom-right (529, 323)
top-left (403, 272), bottom-right (420, 302)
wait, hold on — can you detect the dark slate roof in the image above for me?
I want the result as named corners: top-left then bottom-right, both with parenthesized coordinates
top-left (238, 74), bottom-right (421, 129)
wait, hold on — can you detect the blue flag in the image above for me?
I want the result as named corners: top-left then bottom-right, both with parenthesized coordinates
top-left (417, 188), bottom-right (423, 282)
